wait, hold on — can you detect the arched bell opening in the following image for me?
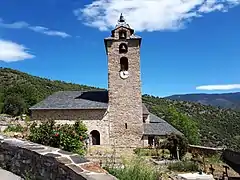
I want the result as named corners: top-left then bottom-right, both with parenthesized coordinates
top-left (120, 57), bottom-right (129, 71)
top-left (119, 43), bottom-right (128, 54)
top-left (90, 130), bottom-right (100, 145)
top-left (119, 30), bottom-right (127, 39)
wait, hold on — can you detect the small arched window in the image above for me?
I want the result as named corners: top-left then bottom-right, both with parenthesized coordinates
top-left (120, 57), bottom-right (129, 71)
top-left (90, 130), bottom-right (100, 145)
top-left (119, 43), bottom-right (128, 54)
top-left (119, 31), bottom-right (127, 39)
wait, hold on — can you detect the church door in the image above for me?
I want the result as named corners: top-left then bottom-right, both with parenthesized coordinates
top-left (90, 130), bottom-right (100, 145)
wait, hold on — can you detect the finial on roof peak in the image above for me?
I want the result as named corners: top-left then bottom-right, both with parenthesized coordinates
top-left (119, 13), bottom-right (125, 23)
top-left (115, 13), bottom-right (131, 30)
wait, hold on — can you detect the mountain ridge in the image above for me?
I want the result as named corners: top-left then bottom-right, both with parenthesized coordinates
top-left (166, 92), bottom-right (240, 110)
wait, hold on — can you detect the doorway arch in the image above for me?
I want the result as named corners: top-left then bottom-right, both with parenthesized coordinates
top-left (90, 130), bottom-right (100, 145)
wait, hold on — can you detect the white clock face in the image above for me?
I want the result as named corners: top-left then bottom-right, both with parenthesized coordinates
top-left (120, 71), bottom-right (129, 79)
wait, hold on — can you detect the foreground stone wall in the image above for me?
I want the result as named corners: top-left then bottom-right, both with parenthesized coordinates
top-left (0, 134), bottom-right (116, 180)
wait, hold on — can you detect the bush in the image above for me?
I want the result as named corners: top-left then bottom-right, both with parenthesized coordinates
top-left (28, 120), bottom-right (88, 155)
top-left (160, 133), bottom-right (188, 160)
top-left (168, 161), bottom-right (199, 172)
top-left (4, 124), bottom-right (24, 133)
top-left (105, 157), bottom-right (161, 180)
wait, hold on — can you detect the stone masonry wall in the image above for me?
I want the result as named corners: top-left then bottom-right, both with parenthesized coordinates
top-left (0, 134), bottom-right (116, 180)
top-left (31, 109), bottom-right (110, 146)
top-left (106, 28), bottom-right (143, 148)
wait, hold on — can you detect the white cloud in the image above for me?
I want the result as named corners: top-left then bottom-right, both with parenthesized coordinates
top-left (0, 19), bottom-right (29, 29)
top-left (0, 39), bottom-right (35, 62)
top-left (0, 19), bottom-right (71, 38)
top-left (29, 26), bottom-right (71, 38)
top-left (196, 84), bottom-right (240, 90)
top-left (76, 0), bottom-right (240, 32)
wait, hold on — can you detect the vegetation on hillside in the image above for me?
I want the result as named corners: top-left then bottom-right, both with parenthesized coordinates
top-left (0, 68), bottom-right (98, 115)
top-left (143, 95), bottom-right (240, 150)
top-left (1, 67), bottom-right (240, 150)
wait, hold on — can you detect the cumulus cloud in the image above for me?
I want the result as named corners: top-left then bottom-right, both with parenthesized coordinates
top-left (75, 0), bottom-right (240, 32)
top-left (0, 19), bottom-right (71, 38)
top-left (196, 84), bottom-right (240, 90)
top-left (0, 39), bottom-right (35, 62)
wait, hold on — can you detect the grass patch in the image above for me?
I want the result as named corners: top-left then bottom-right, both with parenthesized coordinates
top-left (168, 161), bottom-right (199, 172)
top-left (4, 124), bottom-right (24, 133)
top-left (206, 154), bottom-right (222, 164)
top-left (134, 148), bottom-right (170, 157)
top-left (104, 157), bottom-right (161, 180)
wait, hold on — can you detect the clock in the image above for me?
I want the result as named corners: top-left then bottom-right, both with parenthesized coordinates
top-left (120, 71), bottom-right (129, 79)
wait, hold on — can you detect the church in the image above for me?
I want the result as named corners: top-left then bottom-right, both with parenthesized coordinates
top-left (30, 14), bottom-right (181, 152)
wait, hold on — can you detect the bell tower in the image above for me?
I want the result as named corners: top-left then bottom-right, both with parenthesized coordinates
top-left (104, 14), bottom-right (143, 150)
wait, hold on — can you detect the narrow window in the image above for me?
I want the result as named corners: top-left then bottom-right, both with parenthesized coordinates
top-left (125, 123), bottom-right (128, 129)
top-left (90, 130), bottom-right (100, 145)
top-left (148, 136), bottom-right (154, 147)
top-left (120, 57), bottom-right (129, 71)
top-left (119, 31), bottom-right (127, 39)
top-left (119, 43), bottom-right (128, 54)
top-left (143, 115), bottom-right (148, 123)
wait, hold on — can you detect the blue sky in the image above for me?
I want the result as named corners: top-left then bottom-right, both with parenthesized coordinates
top-left (0, 0), bottom-right (240, 97)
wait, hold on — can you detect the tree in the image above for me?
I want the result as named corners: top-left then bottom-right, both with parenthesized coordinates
top-left (167, 107), bottom-right (200, 145)
top-left (161, 133), bottom-right (188, 160)
top-left (2, 95), bottom-right (27, 116)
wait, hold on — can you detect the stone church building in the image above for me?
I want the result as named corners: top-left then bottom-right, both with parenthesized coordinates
top-left (30, 15), bottom-right (180, 151)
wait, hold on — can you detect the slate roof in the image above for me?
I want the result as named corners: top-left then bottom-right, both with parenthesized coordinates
top-left (30, 90), bottom-right (181, 136)
top-left (30, 91), bottom-right (148, 114)
top-left (30, 91), bottom-right (108, 110)
top-left (143, 113), bottom-right (182, 136)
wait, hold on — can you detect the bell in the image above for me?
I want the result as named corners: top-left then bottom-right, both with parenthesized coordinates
top-left (120, 45), bottom-right (126, 51)
top-left (119, 32), bottom-right (126, 39)
top-left (121, 33), bottom-right (125, 38)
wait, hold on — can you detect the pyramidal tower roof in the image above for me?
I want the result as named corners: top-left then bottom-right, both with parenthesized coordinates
top-left (115, 13), bottom-right (131, 29)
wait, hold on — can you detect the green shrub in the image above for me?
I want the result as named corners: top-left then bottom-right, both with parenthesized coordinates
top-left (105, 157), bottom-right (161, 180)
top-left (160, 133), bottom-right (188, 160)
top-left (168, 161), bottom-right (199, 172)
top-left (0, 102), bottom-right (4, 113)
top-left (206, 154), bottom-right (221, 164)
top-left (4, 124), bottom-right (24, 133)
top-left (28, 120), bottom-right (88, 155)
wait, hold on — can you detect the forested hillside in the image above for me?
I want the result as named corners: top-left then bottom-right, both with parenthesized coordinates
top-left (0, 68), bottom-right (97, 114)
top-left (143, 95), bottom-right (240, 150)
top-left (1, 67), bottom-right (240, 150)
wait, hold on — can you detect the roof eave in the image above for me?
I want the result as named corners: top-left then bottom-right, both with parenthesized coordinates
top-left (30, 107), bottom-right (107, 110)
top-left (104, 37), bottom-right (142, 54)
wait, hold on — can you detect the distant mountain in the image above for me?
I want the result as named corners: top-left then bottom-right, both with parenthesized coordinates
top-left (166, 92), bottom-right (240, 110)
